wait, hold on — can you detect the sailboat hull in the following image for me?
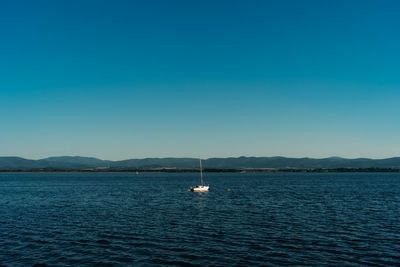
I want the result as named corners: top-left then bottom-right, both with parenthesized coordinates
top-left (189, 185), bottom-right (209, 192)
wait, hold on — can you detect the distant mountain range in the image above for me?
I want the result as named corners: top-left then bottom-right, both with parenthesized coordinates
top-left (1, 156), bottom-right (400, 171)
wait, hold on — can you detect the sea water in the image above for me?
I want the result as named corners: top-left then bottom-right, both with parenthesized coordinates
top-left (0, 172), bottom-right (399, 266)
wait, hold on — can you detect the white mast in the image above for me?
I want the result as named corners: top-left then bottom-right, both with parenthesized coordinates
top-left (199, 158), bottom-right (204, 185)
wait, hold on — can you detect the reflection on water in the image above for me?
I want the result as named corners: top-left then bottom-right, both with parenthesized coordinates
top-left (1, 172), bottom-right (400, 266)
top-left (192, 190), bottom-right (208, 211)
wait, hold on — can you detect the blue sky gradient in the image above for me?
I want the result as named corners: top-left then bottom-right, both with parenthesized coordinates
top-left (1, 0), bottom-right (400, 159)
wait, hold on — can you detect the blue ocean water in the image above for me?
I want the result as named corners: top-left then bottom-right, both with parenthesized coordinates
top-left (0, 172), bottom-right (399, 266)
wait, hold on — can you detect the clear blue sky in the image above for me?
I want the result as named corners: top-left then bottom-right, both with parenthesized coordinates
top-left (1, 0), bottom-right (400, 160)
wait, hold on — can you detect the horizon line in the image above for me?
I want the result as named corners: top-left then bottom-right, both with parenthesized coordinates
top-left (1, 155), bottom-right (400, 161)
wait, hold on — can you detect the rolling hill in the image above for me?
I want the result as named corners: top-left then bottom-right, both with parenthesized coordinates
top-left (1, 156), bottom-right (400, 171)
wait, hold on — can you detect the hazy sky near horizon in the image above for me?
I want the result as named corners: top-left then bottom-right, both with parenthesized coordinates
top-left (1, 0), bottom-right (400, 160)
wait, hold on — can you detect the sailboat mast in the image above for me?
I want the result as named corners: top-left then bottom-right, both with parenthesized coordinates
top-left (199, 158), bottom-right (204, 185)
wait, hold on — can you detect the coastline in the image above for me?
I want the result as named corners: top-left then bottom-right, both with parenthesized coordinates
top-left (1, 168), bottom-right (400, 173)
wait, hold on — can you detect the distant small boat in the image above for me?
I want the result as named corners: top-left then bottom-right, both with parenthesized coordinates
top-left (189, 158), bottom-right (209, 192)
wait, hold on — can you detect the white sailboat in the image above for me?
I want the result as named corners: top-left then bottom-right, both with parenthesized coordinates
top-left (189, 158), bottom-right (209, 192)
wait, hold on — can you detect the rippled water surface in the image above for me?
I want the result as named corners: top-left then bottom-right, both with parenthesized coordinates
top-left (1, 172), bottom-right (400, 266)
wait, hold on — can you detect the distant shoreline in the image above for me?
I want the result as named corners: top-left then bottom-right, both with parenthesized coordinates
top-left (3, 156), bottom-right (400, 171)
top-left (1, 168), bottom-right (400, 173)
